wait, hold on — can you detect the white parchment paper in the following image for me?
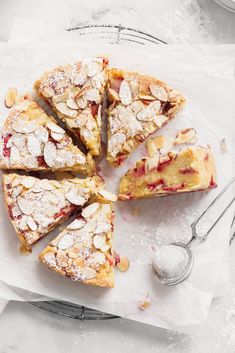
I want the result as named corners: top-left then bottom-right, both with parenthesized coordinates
top-left (0, 19), bottom-right (234, 331)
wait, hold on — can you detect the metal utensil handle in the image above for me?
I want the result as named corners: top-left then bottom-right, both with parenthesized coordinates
top-left (191, 177), bottom-right (235, 241)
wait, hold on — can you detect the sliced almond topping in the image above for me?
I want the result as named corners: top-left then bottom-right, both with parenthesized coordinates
top-left (12, 119), bottom-right (37, 134)
top-left (174, 128), bottom-right (197, 145)
top-left (34, 126), bottom-right (49, 143)
top-left (149, 83), bottom-right (168, 101)
top-left (20, 177), bottom-right (36, 189)
top-left (119, 80), bottom-right (132, 106)
top-left (39, 180), bottom-right (55, 191)
top-left (57, 234), bottom-right (74, 250)
top-left (70, 67), bottom-right (88, 86)
top-left (42, 87), bottom-right (54, 98)
top-left (46, 122), bottom-right (65, 135)
top-left (138, 93), bottom-right (155, 101)
top-left (145, 152), bottom-right (160, 173)
top-left (27, 134), bottom-right (42, 157)
top-left (100, 244), bottom-right (110, 252)
top-left (51, 132), bottom-right (65, 141)
top-left (108, 88), bottom-right (120, 101)
top-left (55, 102), bottom-right (78, 118)
top-left (27, 216), bottom-right (38, 231)
top-left (87, 60), bottom-right (102, 77)
top-left (98, 189), bottom-right (117, 202)
top-left (5, 87), bottom-right (18, 108)
top-left (67, 218), bottom-right (86, 230)
top-left (17, 197), bottom-right (34, 215)
top-left (44, 252), bottom-right (57, 267)
top-left (82, 267), bottom-right (96, 279)
top-left (66, 190), bottom-right (86, 206)
top-left (52, 92), bottom-right (69, 104)
top-left (76, 96), bottom-right (87, 109)
top-left (92, 251), bottom-right (106, 264)
top-left (82, 203), bottom-right (99, 219)
top-left (66, 98), bottom-right (78, 110)
top-left (117, 256), bottom-right (130, 272)
top-left (85, 88), bottom-right (100, 103)
top-left (93, 234), bottom-right (106, 249)
top-left (43, 141), bottom-right (57, 167)
top-left (153, 115), bottom-right (168, 128)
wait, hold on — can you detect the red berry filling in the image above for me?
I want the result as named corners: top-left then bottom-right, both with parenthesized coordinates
top-left (53, 205), bottom-right (76, 220)
top-left (37, 156), bottom-right (48, 167)
top-left (3, 134), bottom-right (12, 158)
top-left (147, 178), bottom-right (164, 191)
top-left (133, 164), bottom-right (145, 177)
top-left (162, 182), bottom-right (185, 192)
top-left (116, 153), bottom-right (126, 166)
top-left (210, 176), bottom-right (217, 189)
top-left (157, 155), bottom-right (174, 172)
top-left (179, 167), bottom-right (198, 174)
top-left (90, 102), bottom-right (99, 117)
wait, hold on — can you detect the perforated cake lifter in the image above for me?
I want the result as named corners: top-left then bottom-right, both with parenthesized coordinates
top-left (155, 177), bottom-right (235, 286)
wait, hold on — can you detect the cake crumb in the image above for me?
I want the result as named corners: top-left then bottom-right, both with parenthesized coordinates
top-left (138, 295), bottom-right (151, 311)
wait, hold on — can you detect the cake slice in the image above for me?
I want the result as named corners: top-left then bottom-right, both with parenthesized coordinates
top-left (119, 146), bottom-right (216, 200)
top-left (39, 202), bottom-right (115, 288)
top-left (2, 173), bottom-right (116, 249)
top-left (0, 95), bottom-right (95, 174)
top-left (34, 57), bottom-right (108, 157)
top-left (107, 68), bottom-right (185, 166)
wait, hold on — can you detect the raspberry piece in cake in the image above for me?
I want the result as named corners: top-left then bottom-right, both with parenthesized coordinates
top-left (34, 58), bottom-right (108, 157)
top-left (107, 68), bottom-right (185, 167)
top-left (2, 173), bottom-right (115, 250)
top-left (39, 202), bottom-right (115, 288)
top-left (0, 94), bottom-right (95, 175)
top-left (119, 146), bottom-right (216, 200)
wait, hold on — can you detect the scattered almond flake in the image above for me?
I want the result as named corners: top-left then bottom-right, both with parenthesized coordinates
top-left (11, 119), bottom-right (37, 134)
top-left (67, 218), bottom-right (86, 230)
top-left (18, 216), bottom-right (28, 231)
top-left (149, 83), bottom-right (168, 101)
top-left (10, 146), bottom-right (20, 163)
top-left (82, 267), bottom-right (97, 280)
top-left (174, 128), bottom-right (197, 145)
top-left (13, 100), bottom-right (31, 112)
top-left (11, 204), bottom-right (22, 218)
top-left (27, 134), bottom-right (42, 157)
top-left (56, 102), bottom-right (78, 118)
top-left (146, 138), bottom-right (159, 157)
top-left (92, 251), bottom-right (106, 264)
top-left (117, 256), bottom-right (130, 272)
top-left (87, 60), bottom-right (102, 77)
top-left (34, 126), bottom-right (49, 143)
top-left (220, 138), bottom-right (228, 153)
top-left (66, 98), bottom-right (78, 110)
top-left (66, 190), bottom-right (86, 206)
top-left (119, 80), bottom-right (132, 105)
top-left (57, 234), bottom-right (75, 250)
top-left (153, 114), bottom-right (168, 127)
top-left (26, 216), bottom-right (38, 231)
top-left (82, 203), bottom-right (99, 219)
top-left (52, 91), bottom-right (69, 104)
top-left (138, 295), bottom-right (151, 311)
top-left (20, 177), bottom-right (36, 189)
top-left (51, 132), bottom-right (65, 141)
top-left (42, 87), bottom-right (54, 98)
top-left (108, 88), bottom-right (120, 101)
top-left (17, 197), bottom-right (34, 216)
top-left (44, 252), bottom-right (57, 267)
top-left (145, 152), bottom-right (160, 173)
top-left (98, 189), bottom-right (117, 202)
top-left (160, 137), bottom-right (174, 155)
top-left (43, 142), bottom-right (57, 167)
top-left (93, 234), bottom-right (106, 249)
top-left (5, 87), bottom-right (18, 108)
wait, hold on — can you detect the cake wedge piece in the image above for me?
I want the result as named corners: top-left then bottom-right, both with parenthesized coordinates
top-left (119, 146), bottom-right (217, 200)
top-left (0, 95), bottom-right (95, 174)
top-left (107, 68), bottom-right (185, 166)
top-left (34, 57), bottom-right (108, 157)
top-left (2, 173), bottom-right (115, 250)
top-left (39, 202), bottom-right (115, 288)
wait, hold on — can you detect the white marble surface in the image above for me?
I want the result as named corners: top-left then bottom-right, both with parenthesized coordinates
top-left (0, 0), bottom-right (235, 352)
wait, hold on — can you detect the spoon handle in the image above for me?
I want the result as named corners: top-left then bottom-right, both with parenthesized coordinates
top-left (190, 177), bottom-right (235, 242)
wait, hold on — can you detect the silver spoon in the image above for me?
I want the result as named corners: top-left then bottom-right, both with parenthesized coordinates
top-left (153, 177), bottom-right (235, 286)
